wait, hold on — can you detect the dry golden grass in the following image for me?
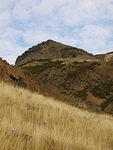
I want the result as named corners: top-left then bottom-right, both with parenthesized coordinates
top-left (0, 82), bottom-right (113, 150)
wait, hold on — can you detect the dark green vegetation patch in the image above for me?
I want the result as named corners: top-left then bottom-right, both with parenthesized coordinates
top-left (24, 60), bottom-right (65, 74)
top-left (89, 78), bottom-right (113, 99)
top-left (76, 88), bottom-right (88, 101)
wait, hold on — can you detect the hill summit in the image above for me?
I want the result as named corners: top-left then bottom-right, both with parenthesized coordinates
top-left (16, 40), bottom-right (92, 67)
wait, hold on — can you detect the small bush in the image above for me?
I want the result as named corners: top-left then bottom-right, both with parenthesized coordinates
top-left (101, 95), bottom-right (113, 111)
top-left (76, 88), bottom-right (88, 101)
top-left (90, 79), bottom-right (113, 98)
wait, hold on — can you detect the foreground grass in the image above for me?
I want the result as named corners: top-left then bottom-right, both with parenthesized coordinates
top-left (0, 82), bottom-right (113, 150)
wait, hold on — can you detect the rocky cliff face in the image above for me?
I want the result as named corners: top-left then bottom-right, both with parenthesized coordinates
top-left (15, 40), bottom-right (113, 115)
top-left (0, 57), bottom-right (38, 91)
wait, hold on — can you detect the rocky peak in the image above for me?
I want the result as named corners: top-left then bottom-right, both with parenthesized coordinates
top-left (15, 40), bottom-right (92, 67)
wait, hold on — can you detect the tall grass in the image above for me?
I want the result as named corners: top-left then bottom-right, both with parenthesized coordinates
top-left (0, 82), bottom-right (113, 150)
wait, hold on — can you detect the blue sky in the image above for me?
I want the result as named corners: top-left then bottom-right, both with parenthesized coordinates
top-left (0, 0), bottom-right (113, 64)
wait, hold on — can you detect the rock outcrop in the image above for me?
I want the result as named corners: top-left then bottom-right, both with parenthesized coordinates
top-left (0, 57), bottom-right (38, 91)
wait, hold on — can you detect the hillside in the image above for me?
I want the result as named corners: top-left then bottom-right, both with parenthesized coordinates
top-left (15, 40), bottom-right (113, 115)
top-left (0, 57), bottom-right (38, 91)
top-left (0, 82), bottom-right (113, 150)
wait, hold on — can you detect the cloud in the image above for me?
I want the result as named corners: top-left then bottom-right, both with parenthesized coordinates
top-left (0, 0), bottom-right (113, 64)
top-left (77, 25), bottom-right (112, 53)
top-left (12, 3), bottom-right (30, 22)
top-left (0, 39), bottom-right (26, 64)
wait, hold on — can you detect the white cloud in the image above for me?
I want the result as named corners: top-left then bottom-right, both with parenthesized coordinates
top-left (0, 12), bottom-right (10, 28)
top-left (12, 3), bottom-right (30, 22)
top-left (0, 0), bottom-right (113, 64)
top-left (78, 25), bottom-right (111, 53)
top-left (0, 39), bottom-right (25, 64)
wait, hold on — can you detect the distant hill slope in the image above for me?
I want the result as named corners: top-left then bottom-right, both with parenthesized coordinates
top-left (0, 82), bottom-right (113, 150)
top-left (15, 40), bottom-right (113, 115)
top-left (16, 40), bottom-right (113, 114)
top-left (0, 57), bottom-right (38, 91)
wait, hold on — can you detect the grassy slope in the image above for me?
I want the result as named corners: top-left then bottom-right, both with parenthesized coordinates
top-left (0, 82), bottom-right (113, 150)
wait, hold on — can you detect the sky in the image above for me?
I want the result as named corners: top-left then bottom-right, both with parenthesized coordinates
top-left (0, 0), bottom-right (113, 64)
